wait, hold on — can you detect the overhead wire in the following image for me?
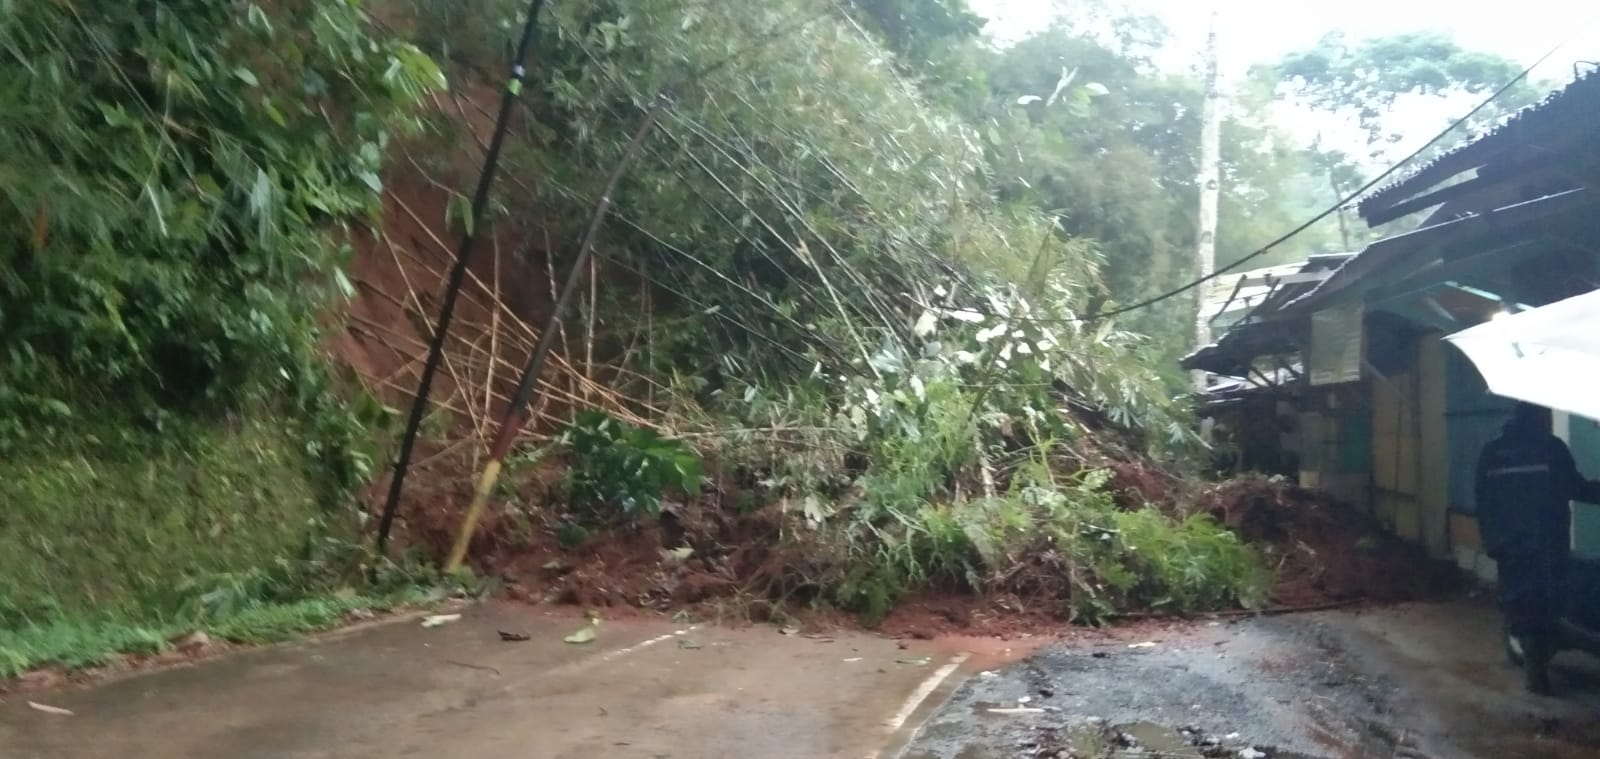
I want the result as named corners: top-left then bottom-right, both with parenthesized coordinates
top-left (1048, 29), bottom-right (1588, 325)
top-left (505, 165), bottom-right (838, 366)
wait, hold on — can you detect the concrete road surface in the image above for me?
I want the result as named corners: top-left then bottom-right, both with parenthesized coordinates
top-left (0, 603), bottom-right (1001, 759)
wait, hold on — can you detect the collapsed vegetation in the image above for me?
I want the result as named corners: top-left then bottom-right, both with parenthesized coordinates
top-left (1, 0), bottom-right (1478, 675)
top-left (450, 412), bottom-right (1453, 634)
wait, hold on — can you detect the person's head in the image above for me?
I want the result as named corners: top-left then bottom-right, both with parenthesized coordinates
top-left (1511, 402), bottom-right (1552, 431)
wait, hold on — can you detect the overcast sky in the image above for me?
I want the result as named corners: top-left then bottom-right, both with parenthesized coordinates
top-left (970, 0), bottom-right (1600, 157)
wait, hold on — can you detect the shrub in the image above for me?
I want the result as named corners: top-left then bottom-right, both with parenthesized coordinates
top-left (560, 410), bottom-right (703, 522)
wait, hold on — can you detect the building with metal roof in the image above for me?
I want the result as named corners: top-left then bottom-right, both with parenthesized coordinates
top-left (1180, 69), bottom-right (1600, 579)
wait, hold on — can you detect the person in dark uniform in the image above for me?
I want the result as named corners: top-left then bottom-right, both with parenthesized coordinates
top-left (1475, 402), bottom-right (1600, 694)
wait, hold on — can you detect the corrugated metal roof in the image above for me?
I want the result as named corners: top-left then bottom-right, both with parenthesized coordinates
top-left (1282, 188), bottom-right (1591, 316)
top-left (1356, 69), bottom-right (1600, 219)
top-left (1183, 252), bottom-right (1356, 374)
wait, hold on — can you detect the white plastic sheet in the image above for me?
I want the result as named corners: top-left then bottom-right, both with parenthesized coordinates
top-left (1445, 290), bottom-right (1600, 422)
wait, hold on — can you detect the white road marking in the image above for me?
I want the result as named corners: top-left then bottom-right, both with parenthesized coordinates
top-left (864, 653), bottom-right (971, 758)
top-left (543, 626), bottom-right (699, 679)
top-left (891, 652), bottom-right (970, 724)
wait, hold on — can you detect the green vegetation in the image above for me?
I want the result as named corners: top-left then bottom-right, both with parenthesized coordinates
top-left (0, 416), bottom-right (327, 623)
top-left (0, 1), bottom-right (442, 676)
top-left (560, 410), bottom-right (703, 521)
top-left (0, 0), bottom-right (1535, 670)
top-left (822, 464), bottom-right (1267, 625)
top-left (0, 410), bottom-right (455, 678)
top-left (1254, 30), bottom-right (1541, 244)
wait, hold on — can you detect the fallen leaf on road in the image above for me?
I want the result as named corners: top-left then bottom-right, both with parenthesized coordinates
top-left (28, 702), bottom-right (73, 717)
top-left (565, 625), bottom-right (598, 644)
top-left (895, 657), bottom-right (932, 666)
top-left (421, 614), bottom-right (461, 628)
top-left (498, 630), bottom-right (531, 642)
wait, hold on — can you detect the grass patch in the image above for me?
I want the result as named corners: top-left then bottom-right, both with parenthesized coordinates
top-left (0, 415), bottom-right (339, 624)
top-left (0, 409), bottom-right (458, 680)
top-left (0, 585), bottom-right (441, 679)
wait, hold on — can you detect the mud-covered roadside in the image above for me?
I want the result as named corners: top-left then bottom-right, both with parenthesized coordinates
top-left (899, 599), bottom-right (1600, 759)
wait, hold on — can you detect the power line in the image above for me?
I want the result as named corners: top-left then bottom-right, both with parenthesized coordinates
top-left (1071, 31), bottom-right (1582, 325)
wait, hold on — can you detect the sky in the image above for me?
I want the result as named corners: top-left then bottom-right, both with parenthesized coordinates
top-left (969, 0), bottom-right (1600, 157)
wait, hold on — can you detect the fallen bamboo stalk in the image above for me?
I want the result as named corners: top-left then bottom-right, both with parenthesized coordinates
top-left (348, 303), bottom-right (661, 429)
top-left (444, 97), bottom-right (669, 572)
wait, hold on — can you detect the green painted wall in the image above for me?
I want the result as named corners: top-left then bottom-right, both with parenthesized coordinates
top-left (1569, 415), bottom-right (1600, 558)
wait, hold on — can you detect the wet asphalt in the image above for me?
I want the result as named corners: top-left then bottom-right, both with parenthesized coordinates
top-left (4, 598), bottom-right (1599, 758)
top-left (898, 599), bottom-right (1600, 759)
top-left (0, 602), bottom-right (974, 759)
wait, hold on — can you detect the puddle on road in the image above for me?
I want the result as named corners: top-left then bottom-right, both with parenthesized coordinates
top-left (946, 708), bottom-right (1215, 757)
top-left (1037, 721), bottom-right (1207, 758)
top-left (1118, 721), bottom-right (1206, 756)
top-left (910, 698), bottom-right (1331, 759)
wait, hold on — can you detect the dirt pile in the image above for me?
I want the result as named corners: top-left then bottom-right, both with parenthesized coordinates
top-left (441, 472), bottom-right (1460, 639)
top-left (1202, 477), bottom-right (1460, 607)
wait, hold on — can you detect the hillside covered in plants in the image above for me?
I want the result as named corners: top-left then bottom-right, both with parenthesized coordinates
top-left (1, 0), bottom-right (1496, 674)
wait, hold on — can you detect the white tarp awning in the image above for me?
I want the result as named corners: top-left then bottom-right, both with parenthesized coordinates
top-left (1444, 289), bottom-right (1600, 422)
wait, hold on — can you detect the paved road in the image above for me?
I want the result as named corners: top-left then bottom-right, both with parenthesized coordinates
top-left (14, 599), bottom-right (1580, 759)
top-left (0, 603), bottom-right (1003, 759)
top-left (899, 599), bottom-right (1600, 759)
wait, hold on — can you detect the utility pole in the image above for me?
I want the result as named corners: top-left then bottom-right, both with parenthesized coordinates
top-left (1193, 10), bottom-right (1223, 392)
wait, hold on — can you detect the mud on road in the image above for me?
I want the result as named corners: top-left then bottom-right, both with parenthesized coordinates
top-left (900, 599), bottom-right (1600, 759)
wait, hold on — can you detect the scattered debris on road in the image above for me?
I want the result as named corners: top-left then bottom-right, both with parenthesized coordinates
top-left (27, 701), bottom-right (74, 717)
top-left (564, 625), bottom-right (598, 644)
top-left (421, 613), bottom-right (462, 628)
top-left (497, 630), bottom-right (531, 642)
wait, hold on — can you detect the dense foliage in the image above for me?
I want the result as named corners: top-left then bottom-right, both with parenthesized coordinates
top-left (0, 0), bottom-right (440, 480)
top-left (0, 0), bottom-right (443, 671)
top-left (1, 0), bottom-right (1542, 660)
top-left (1255, 30), bottom-right (1542, 243)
